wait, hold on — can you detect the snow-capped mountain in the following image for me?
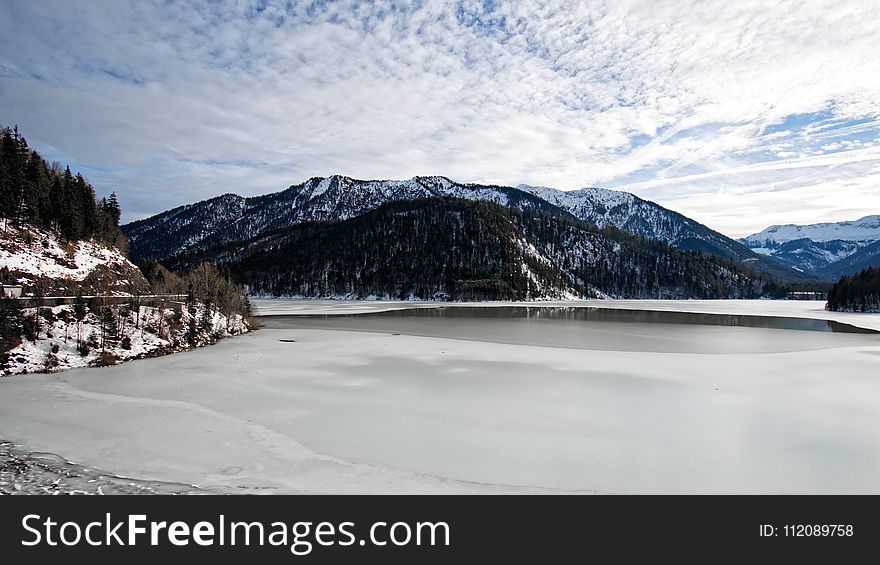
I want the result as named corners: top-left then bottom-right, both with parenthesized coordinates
top-left (741, 215), bottom-right (880, 278)
top-left (124, 175), bottom-right (807, 281)
top-left (743, 215), bottom-right (880, 245)
top-left (167, 198), bottom-right (783, 301)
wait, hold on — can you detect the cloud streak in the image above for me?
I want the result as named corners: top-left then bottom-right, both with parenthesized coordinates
top-left (0, 0), bottom-right (878, 236)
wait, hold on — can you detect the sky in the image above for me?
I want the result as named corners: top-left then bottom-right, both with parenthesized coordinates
top-left (1, 0), bottom-right (879, 238)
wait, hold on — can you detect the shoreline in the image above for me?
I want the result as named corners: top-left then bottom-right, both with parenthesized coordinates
top-left (0, 439), bottom-right (212, 495)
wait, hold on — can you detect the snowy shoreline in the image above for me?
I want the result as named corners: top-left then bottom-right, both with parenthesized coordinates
top-left (2, 302), bottom-right (250, 376)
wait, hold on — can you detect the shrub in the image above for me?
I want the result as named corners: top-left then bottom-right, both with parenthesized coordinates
top-left (94, 351), bottom-right (119, 367)
top-left (43, 353), bottom-right (60, 372)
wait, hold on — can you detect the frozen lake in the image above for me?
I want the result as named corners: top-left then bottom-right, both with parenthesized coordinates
top-left (2, 300), bottom-right (880, 494)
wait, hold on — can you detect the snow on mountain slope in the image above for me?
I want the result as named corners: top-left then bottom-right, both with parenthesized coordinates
top-left (124, 174), bottom-right (812, 282)
top-left (741, 215), bottom-right (880, 277)
top-left (1, 224), bottom-right (149, 295)
top-left (818, 239), bottom-right (880, 279)
top-left (743, 215), bottom-right (880, 246)
top-left (128, 177), bottom-right (712, 252)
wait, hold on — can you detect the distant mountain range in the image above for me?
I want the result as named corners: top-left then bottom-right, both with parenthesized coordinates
top-left (741, 215), bottom-right (880, 279)
top-left (124, 175), bottom-right (811, 283)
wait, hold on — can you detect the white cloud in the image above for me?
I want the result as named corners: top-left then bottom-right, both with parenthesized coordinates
top-left (0, 0), bottom-right (878, 234)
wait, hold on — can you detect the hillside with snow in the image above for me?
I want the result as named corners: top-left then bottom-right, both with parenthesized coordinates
top-left (1, 224), bottom-right (149, 296)
top-left (1, 223), bottom-right (254, 376)
top-left (2, 301), bottom-right (249, 376)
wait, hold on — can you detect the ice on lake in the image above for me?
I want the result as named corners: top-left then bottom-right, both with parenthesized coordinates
top-left (1, 300), bottom-right (879, 494)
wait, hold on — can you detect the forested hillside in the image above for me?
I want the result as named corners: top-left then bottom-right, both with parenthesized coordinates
top-left (123, 174), bottom-right (811, 283)
top-left (169, 198), bottom-right (786, 301)
top-left (0, 126), bottom-right (125, 248)
top-left (826, 268), bottom-right (880, 313)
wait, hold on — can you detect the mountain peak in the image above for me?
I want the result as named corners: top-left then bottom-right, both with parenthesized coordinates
top-left (740, 215), bottom-right (880, 278)
top-left (744, 215), bottom-right (880, 245)
top-left (122, 174), bottom-right (811, 282)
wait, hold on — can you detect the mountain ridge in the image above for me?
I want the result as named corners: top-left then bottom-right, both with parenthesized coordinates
top-left (743, 215), bottom-right (880, 246)
top-left (165, 197), bottom-right (785, 301)
top-left (741, 215), bottom-right (880, 278)
top-left (124, 174), bottom-right (813, 282)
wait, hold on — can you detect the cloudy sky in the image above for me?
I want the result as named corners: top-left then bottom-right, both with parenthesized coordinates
top-left (1, 0), bottom-right (878, 237)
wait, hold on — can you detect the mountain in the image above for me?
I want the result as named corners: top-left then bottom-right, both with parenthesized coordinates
top-left (123, 176), bottom-right (571, 262)
top-left (742, 215), bottom-right (880, 277)
top-left (744, 215), bottom-right (880, 245)
top-left (167, 198), bottom-right (785, 301)
top-left (124, 175), bottom-right (810, 281)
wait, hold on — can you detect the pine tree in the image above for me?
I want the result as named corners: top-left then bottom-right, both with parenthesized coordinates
top-left (59, 166), bottom-right (83, 240)
top-left (24, 152), bottom-right (51, 228)
top-left (100, 304), bottom-right (118, 351)
top-left (107, 191), bottom-right (121, 226)
top-left (0, 296), bottom-right (24, 355)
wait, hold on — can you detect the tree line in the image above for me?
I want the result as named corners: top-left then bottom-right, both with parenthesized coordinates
top-left (0, 125), bottom-right (124, 247)
top-left (826, 267), bottom-right (880, 312)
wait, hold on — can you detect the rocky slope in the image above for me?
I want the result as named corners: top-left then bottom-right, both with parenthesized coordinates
top-left (1, 224), bottom-right (149, 296)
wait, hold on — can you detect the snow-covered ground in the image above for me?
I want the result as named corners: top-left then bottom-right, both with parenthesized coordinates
top-left (1, 299), bottom-right (879, 494)
top-left (3, 303), bottom-right (249, 375)
top-left (0, 223), bottom-right (148, 294)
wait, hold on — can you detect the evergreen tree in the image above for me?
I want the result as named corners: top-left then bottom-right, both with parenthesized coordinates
top-left (23, 151), bottom-right (51, 227)
top-left (0, 126), bottom-right (27, 227)
top-left (107, 191), bottom-right (121, 226)
top-left (59, 166), bottom-right (83, 240)
top-left (100, 304), bottom-right (118, 350)
top-left (0, 296), bottom-right (24, 355)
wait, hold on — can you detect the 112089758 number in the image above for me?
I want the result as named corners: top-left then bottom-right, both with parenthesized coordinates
top-left (786, 525), bottom-right (853, 537)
